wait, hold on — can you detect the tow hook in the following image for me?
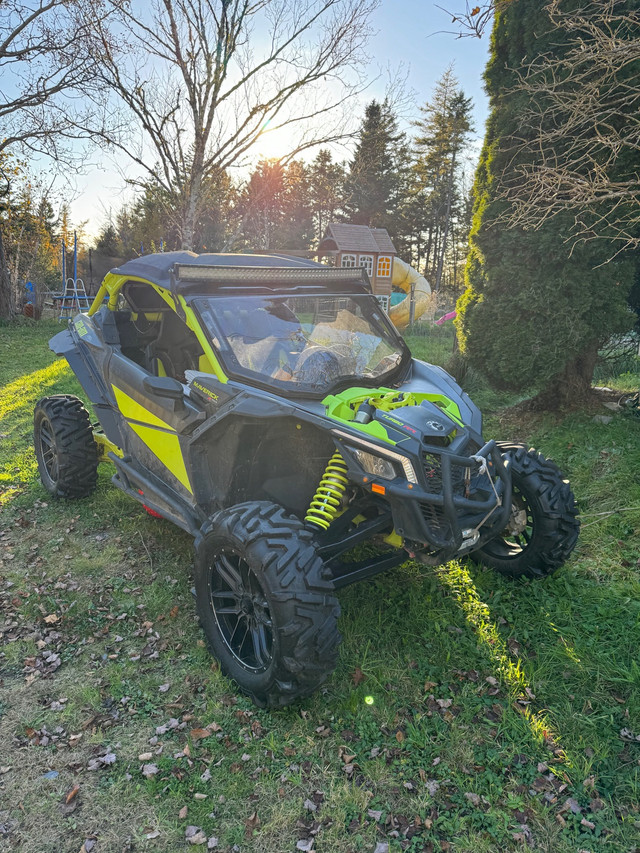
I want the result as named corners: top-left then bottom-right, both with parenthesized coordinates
top-left (458, 528), bottom-right (480, 551)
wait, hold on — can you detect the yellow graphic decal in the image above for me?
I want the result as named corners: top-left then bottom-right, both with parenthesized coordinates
top-left (129, 424), bottom-right (192, 493)
top-left (112, 385), bottom-right (173, 430)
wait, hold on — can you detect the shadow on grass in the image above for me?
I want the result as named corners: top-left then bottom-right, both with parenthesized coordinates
top-left (337, 555), bottom-right (640, 841)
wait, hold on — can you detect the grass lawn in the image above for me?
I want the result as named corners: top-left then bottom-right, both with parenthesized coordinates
top-left (1, 319), bottom-right (640, 853)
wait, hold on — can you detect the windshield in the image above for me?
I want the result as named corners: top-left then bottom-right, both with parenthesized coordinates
top-left (194, 293), bottom-right (409, 394)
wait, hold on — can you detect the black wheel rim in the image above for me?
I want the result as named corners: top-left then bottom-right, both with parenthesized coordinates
top-left (209, 551), bottom-right (273, 672)
top-left (38, 417), bottom-right (59, 485)
top-left (482, 486), bottom-right (534, 560)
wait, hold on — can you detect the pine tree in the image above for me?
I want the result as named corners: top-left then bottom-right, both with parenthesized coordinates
top-left (342, 100), bottom-right (406, 234)
top-left (95, 222), bottom-right (121, 257)
top-left (456, 0), bottom-right (634, 402)
top-left (411, 68), bottom-right (474, 291)
top-left (234, 160), bottom-right (314, 251)
top-left (57, 203), bottom-right (73, 249)
top-left (0, 157), bottom-right (62, 314)
top-left (308, 149), bottom-right (345, 245)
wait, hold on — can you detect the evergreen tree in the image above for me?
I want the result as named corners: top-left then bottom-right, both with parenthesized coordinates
top-left (233, 159), bottom-right (314, 251)
top-left (198, 171), bottom-right (235, 252)
top-left (342, 100), bottom-right (406, 235)
top-left (308, 149), bottom-right (345, 244)
top-left (235, 160), bottom-right (287, 251)
top-left (456, 0), bottom-right (634, 402)
top-left (114, 208), bottom-right (135, 257)
top-left (0, 155), bottom-right (62, 314)
top-left (103, 171), bottom-right (234, 258)
top-left (95, 221), bottom-right (121, 257)
top-left (411, 68), bottom-right (474, 291)
top-left (57, 203), bottom-right (73, 249)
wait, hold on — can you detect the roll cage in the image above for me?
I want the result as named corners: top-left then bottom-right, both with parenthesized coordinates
top-left (86, 254), bottom-right (411, 398)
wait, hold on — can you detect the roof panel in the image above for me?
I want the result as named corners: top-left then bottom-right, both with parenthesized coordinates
top-left (110, 252), bottom-right (323, 292)
top-left (324, 223), bottom-right (380, 252)
top-left (371, 228), bottom-right (397, 254)
top-left (320, 223), bottom-right (396, 255)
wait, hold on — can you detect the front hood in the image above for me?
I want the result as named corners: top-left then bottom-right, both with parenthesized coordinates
top-left (321, 385), bottom-right (465, 450)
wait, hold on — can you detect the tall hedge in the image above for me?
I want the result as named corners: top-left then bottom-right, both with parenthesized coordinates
top-left (456, 0), bottom-right (634, 399)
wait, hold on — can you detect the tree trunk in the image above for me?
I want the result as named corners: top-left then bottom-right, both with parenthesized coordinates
top-left (181, 157), bottom-right (205, 251)
top-left (535, 342), bottom-right (600, 408)
top-left (0, 225), bottom-right (16, 320)
top-left (430, 224), bottom-right (439, 284)
top-left (424, 225), bottom-right (433, 277)
top-left (181, 189), bottom-right (198, 251)
top-left (435, 155), bottom-right (457, 292)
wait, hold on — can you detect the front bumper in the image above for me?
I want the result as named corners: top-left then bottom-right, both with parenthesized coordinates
top-left (337, 437), bottom-right (512, 555)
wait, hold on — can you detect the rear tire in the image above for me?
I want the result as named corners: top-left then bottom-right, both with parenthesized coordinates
top-left (34, 395), bottom-right (98, 498)
top-left (194, 501), bottom-right (341, 707)
top-left (473, 444), bottom-right (579, 578)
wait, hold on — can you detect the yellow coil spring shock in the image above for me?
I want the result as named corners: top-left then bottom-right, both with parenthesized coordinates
top-left (305, 451), bottom-right (349, 530)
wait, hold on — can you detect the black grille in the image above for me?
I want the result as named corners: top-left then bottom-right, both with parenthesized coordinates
top-left (419, 501), bottom-right (448, 535)
top-left (423, 452), bottom-right (444, 492)
top-left (422, 440), bottom-right (482, 498)
top-left (419, 440), bottom-right (485, 545)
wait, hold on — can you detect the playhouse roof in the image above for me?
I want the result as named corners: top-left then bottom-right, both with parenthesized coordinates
top-left (317, 223), bottom-right (397, 255)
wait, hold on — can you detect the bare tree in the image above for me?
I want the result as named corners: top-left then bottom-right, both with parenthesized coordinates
top-left (498, 0), bottom-right (640, 258)
top-left (91, 0), bottom-right (378, 250)
top-left (0, 0), bottom-right (118, 318)
top-left (436, 1), bottom-right (503, 38)
top-left (0, 1), bottom-right (117, 159)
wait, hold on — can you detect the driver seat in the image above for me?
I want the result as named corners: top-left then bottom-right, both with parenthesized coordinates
top-left (146, 311), bottom-right (202, 380)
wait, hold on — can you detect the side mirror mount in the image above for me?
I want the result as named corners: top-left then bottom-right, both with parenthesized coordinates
top-left (143, 375), bottom-right (184, 400)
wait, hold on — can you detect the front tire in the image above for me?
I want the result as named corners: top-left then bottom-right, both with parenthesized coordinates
top-left (194, 502), bottom-right (341, 707)
top-left (33, 395), bottom-right (99, 498)
top-left (473, 444), bottom-right (579, 578)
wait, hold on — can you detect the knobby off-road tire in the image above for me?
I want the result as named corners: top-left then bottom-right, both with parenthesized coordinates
top-left (474, 443), bottom-right (579, 579)
top-left (194, 501), bottom-right (341, 708)
top-left (34, 395), bottom-right (99, 498)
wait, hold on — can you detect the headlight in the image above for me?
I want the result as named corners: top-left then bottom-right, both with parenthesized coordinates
top-left (332, 429), bottom-right (418, 484)
top-left (349, 448), bottom-right (398, 480)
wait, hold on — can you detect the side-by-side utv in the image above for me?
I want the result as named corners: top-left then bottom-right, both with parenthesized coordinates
top-left (34, 252), bottom-right (579, 707)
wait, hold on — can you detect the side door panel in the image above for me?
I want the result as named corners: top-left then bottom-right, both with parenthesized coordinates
top-left (108, 353), bottom-right (201, 496)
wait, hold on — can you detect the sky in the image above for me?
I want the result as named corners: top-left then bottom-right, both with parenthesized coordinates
top-left (366, 2), bottom-right (489, 133)
top-left (66, 1), bottom-right (490, 241)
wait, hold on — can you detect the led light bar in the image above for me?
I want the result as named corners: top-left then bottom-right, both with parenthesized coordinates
top-left (173, 264), bottom-right (368, 286)
top-left (332, 429), bottom-right (418, 484)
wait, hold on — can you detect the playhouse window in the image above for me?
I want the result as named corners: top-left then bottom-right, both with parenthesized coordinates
top-left (358, 255), bottom-right (374, 277)
top-left (341, 254), bottom-right (356, 268)
top-left (377, 255), bottom-right (392, 277)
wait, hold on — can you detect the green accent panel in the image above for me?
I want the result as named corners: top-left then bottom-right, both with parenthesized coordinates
top-left (112, 383), bottom-right (192, 492)
top-left (323, 386), bottom-right (465, 439)
top-left (323, 387), bottom-right (396, 444)
top-left (129, 423), bottom-right (192, 493)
